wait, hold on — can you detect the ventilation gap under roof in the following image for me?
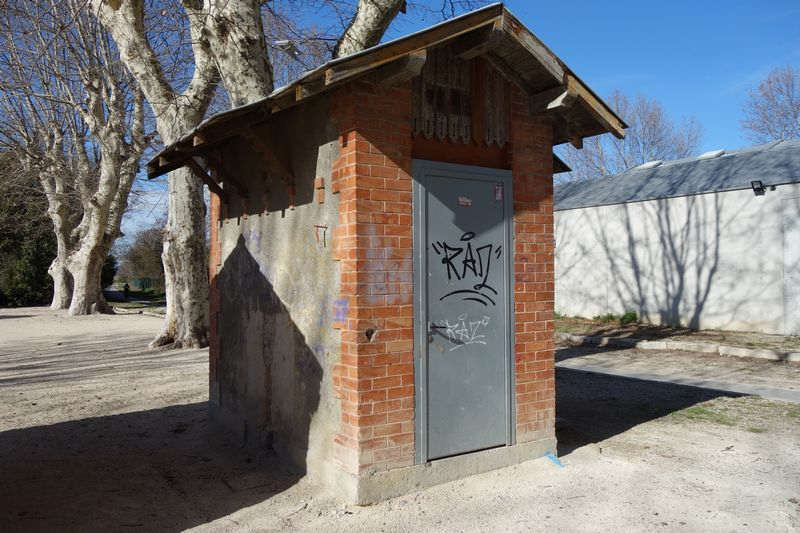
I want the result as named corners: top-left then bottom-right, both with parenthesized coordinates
top-left (635, 160), bottom-right (663, 169)
top-left (698, 149), bottom-right (725, 159)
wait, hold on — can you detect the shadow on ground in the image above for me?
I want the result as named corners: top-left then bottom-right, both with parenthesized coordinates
top-left (0, 403), bottom-right (302, 531)
top-left (555, 344), bottom-right (637, 363)
top-left (556, 367), bottom-right (744, 456)
top-left (0, 315), bottom-right (33, 320)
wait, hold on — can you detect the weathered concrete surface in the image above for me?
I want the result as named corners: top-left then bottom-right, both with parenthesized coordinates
top-left (555, 183), bottom-right (800, 334)
top-left (212, 95), bottom-right (341, 481)
top-left (340, 436), bottom-right (556, 505)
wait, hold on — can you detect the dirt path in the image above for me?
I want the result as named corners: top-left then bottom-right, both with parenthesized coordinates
top-left (1, 308), bottom-right (798, 532)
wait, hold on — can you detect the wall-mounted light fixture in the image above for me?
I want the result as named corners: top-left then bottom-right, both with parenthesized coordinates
top-left (751, 180), bottom-right (766, 196)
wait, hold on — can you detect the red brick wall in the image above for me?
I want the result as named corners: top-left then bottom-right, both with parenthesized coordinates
top-left (330, 81), bottom-right (416, 475)
top-left (327, 79), bottom-right (556, 477)
top-left (509, 87), bottom-right (556, 443)
top-left (208, 191), bottom-right (221, 399)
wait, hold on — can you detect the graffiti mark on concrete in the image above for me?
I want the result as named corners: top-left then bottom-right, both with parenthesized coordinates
top-left (243, 228), bottom-right (263, 252)
top-left (437, 313), bottom-right (491, 351)
top-left (333, 299), bottom-right (350, 322)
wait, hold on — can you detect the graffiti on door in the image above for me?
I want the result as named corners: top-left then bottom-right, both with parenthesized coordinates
top-left (431, 231), bottom-right (502, 307)
top-left (437, 313), bottom-right (491, 351)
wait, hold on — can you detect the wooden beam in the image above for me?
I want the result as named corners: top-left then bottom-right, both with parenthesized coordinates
top-left (565, 74), bottom-right (626, 139)
top-left (449, 25), bottom-right (501, 60)
top-left (325, 6), bottom-right (503, 75)
top-left (294, 78), bottom-right (325, 102)
top-left (500, 10), bottom-right (564, 84)
top-left (201, 151), bottom-right (249, 197)
top-left (471, 58), bottom-right (487, 146)
top-left (147, 134), bottom-right (237, 179)
top-left (529, 85), bottom-right (571, 114)
top-left (373, 50), bottom-right (427, 87)
top-left (187, 157), bottom-right (228, 204)
top-left (482, 51), bottom-right (535, 95)
top-left (553, 153), bottom-right (571, 174)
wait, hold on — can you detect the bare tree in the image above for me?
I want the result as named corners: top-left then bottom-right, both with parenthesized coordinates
top-left (741, 65), bottom-right (800, 143)
top-left (0, 0), bottom-right (147, 314)
top-left (334, 0), bottom-right (407, 58)
top-left (87, 0), bottom-right (487, 347)
top-left (560, 91), bottom-right (703, 182)
top-left (88, 0), bottom-right (220, 347)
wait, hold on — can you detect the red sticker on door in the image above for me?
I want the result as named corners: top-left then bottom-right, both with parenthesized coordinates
top-left (494, 183), bottom-right (503, 201)
top-left (458, 196), bottom-right (472, 207)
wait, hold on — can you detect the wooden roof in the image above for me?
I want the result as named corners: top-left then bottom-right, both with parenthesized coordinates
top-left (147, 3), bottom-right (625, 179)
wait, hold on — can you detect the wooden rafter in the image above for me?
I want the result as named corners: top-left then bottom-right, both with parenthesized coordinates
top-left (187, 157), bottom-right (229, 204)
top-left (202, 151), bottom-right (249, 197)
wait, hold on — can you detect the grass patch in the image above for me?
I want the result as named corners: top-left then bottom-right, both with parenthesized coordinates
top-left (747, 427), bottom-right (767, 433)
top-left (785, 407), bottom-right (800, 419)
top-left (671, 405), bottom-right (736, 426)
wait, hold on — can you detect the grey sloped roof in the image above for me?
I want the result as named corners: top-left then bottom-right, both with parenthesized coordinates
top-left (554, 139), bottom-right (800, 211)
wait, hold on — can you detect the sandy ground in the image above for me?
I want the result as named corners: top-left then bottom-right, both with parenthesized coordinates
top-left (1, 307), bottom-right (799, 532)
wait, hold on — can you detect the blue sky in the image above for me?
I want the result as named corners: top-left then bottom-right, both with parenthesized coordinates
top-left (389, 0), bottom-right (800, 152)
top-left (124, 1), bottom-right (799, 243)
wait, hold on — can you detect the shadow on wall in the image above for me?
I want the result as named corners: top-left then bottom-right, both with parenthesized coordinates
top-left (558, 155), bottom-right (791, 330)
top-left (0, 402), bottom-right (304, 531)
top-left (214, 235), bottom-right (322, 469)
top-left (592, 193), bottom-right (722, 329)
top-left (217, 98), bottom-right (336, 220)
top-left (556, 363), bottom-right (742, 456)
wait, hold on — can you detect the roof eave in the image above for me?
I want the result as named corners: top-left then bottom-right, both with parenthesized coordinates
top-left (147, 3), bottom-right (626, 179)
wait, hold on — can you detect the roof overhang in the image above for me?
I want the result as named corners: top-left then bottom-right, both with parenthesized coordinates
top-left (147, 2), bottom-right (625, 179)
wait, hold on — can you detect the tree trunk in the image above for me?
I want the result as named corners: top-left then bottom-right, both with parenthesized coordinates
top-left (151, 165), bottom-right (209, 348)
top-left (67, 246), bottom-right (107, 315)
top-left (48, 258), bottom-right (72, 310)
top-left (335, 0), bottom-right (406, 58)
top-left (206, 0), bottom-right (273, 106)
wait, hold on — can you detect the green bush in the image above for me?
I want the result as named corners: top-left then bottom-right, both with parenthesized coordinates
top-left (0, 152), bottom-right (55, 307)
top-left (620, 311), bottom-right (638, 325)
top-left (593, 313), bottom-right (619, 323)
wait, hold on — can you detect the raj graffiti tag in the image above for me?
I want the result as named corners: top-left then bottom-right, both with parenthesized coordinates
top-left (437, 313), bottom-right (491, 351)
top-left (431, 231), bottom-right (502, 307)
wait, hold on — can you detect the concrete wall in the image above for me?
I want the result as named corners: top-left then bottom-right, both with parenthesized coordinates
top-left (555, 183), bottom-right (800, 334)
top-left (210, 95), bottom-right (342, 481)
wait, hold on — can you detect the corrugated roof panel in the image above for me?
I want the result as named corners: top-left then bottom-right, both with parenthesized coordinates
top-left (555, 139), bottom-right (800, 211)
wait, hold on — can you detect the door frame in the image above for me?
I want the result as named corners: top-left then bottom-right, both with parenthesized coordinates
top-left (412, 159), bottom-right (515, 464)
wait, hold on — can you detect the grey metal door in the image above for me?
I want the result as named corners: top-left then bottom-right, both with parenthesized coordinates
top-left (413, 160), bottom-right (513, 462)
top-left (784, 196), bottom-right (800, 335)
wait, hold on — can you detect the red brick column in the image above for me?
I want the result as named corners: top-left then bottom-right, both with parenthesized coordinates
top-left (208, 191), bottom-right (222, 398)
top-left (329, 81), bottom-right (416, 475)
top-left (509, 87), bottom-right (556, 443)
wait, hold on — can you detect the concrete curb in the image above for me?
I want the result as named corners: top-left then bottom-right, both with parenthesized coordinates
top-left (556, 332), bottom-right (800, 363)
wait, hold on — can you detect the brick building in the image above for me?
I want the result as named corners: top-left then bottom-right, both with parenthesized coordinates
top-left (147, 4), bottom-right (625, 503)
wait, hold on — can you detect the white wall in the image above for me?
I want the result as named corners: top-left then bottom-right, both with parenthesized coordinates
top-left (555, 183), bottom-right (800, 334)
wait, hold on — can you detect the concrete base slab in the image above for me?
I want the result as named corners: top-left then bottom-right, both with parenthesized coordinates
top-left (338, 437), bottom-right (556, 505)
